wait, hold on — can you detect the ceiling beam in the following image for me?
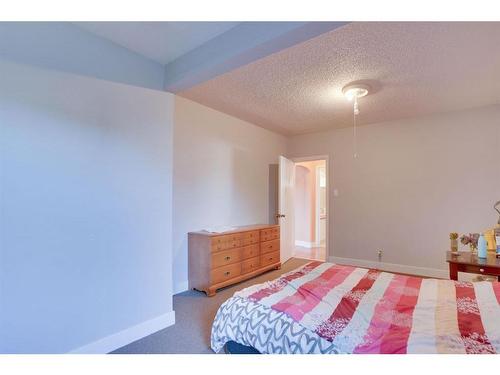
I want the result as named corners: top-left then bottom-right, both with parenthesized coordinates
top-left (0, 22), bottom-right (165, 91)
top-left (164, 21), bottom-right (348, 93)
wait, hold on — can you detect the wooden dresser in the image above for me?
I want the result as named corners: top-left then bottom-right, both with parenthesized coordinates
top-left (188, 224), bottom-right (280, 296)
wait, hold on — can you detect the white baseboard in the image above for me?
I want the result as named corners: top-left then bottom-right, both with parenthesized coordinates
top-left (327, 256), bottom-right (448, 279)
top-left (174, 280), bottom-right (189, 295)
top-left (295, 240), bottom-right (314, 248)
top-left (69, 311), bottom-right (176, 354)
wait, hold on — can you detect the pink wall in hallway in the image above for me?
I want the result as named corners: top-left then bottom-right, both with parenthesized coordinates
top-left (294, 160), bottom-right (326, 245)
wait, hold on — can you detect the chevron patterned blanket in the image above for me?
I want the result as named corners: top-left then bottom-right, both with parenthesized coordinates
top-left (211, 261), bottom-right (500, 354)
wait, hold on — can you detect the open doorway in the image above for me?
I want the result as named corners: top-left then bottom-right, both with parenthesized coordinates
top-left (293, 158), bottom-right (327, 261)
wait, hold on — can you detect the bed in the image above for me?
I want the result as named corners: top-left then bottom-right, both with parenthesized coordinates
top-left (211, 261), bottom-right (500, 354)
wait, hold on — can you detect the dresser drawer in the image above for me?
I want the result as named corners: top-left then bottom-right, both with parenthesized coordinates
top-left (241, 243), bottom-right (260, 259)
top-left (242, 256), bottom-right (260, 274)
top-left (211, 263), bottom-right (241, 284)
top-left (211, 236), bottom-right (242, 252)
top-left (242, 230), bottom-right (259, 240)
top-left (241, 230), bottom-right (260, 245)
top-left (242, 237), bottom-right (259, 246)
top-left (211, 247), bottom-right (242, 268)
top-left (261, 250), bottom-right (280, 267)
top-left (260, 227), bottom-right (279, 242)
top-left (261, 239), bottom-right (280, 254)
top-left (225, 233), bottom-right (243, 242)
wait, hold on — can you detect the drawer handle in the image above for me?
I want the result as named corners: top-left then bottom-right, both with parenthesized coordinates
top-left (480, 268), bottom-right (485, 273)
top-left (269, 257), bottom-right (273, 261)
top-left (225, 271), bottom-right (231, 276)
top-left (225, 256), bottom-right (231, 261)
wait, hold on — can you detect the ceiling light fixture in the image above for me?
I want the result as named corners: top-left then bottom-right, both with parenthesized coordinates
top-left (342, 83), bottom-right (370, 158)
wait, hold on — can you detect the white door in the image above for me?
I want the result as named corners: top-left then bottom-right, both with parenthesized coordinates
top-left (278, 155), bottom-right (295, 263)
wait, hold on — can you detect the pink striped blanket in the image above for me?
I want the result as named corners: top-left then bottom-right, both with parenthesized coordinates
top-left (211, 261), bottom-right (500, 354)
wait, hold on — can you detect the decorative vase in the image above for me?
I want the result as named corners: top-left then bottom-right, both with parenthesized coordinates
top-left (449, 233), bottom-right (459, 253)
top-left (450, 238), bottom-right (458, 253)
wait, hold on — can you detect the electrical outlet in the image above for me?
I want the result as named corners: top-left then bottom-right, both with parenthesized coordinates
top-left (377, 250), bottom-right (383, 262)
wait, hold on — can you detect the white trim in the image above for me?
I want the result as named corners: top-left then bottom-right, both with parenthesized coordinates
top-left (174, 280), bottom-right (189, 295)
top-left (295, 240), bottom-right (314, 248)
top-left (292, 155), bottom-right (329, 163)
top-left (69, 311), bottom-right (176, 354)
top-left (327, 256), bottom-right (448, 279)
top-left (294, 255), bottom-right (324, 262)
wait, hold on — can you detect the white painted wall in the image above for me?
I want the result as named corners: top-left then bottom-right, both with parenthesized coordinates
top-left (0, 59), bottom-right (175, 353)
top-left (173, 96), bottom-right (287, 293)
top-left (288, 105), bottom-right (500, 275)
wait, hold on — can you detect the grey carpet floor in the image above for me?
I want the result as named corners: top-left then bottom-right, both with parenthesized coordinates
top-left (112, 258), bottom-right (310, 354)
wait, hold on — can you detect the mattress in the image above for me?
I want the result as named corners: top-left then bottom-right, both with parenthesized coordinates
top-left (211, 261), bottom-right (500, 354)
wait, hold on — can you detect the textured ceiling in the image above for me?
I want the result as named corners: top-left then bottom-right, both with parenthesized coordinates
top-left (75, 22), bottom-right (239, 64)
top-left (179, 22), bottom-right (500, 135)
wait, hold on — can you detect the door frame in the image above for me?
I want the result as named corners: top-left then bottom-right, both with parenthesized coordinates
top-left (278, 155), bottom-right (296, 264)
top-left (291, 155), bottom-right (330, 261)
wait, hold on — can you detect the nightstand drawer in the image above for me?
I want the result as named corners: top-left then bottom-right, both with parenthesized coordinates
top-left (457, 264), bottom-right (500, 276)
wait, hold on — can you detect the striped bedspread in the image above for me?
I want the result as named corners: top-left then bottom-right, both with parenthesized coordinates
top-left (211, 261), bottom-right (500, 354)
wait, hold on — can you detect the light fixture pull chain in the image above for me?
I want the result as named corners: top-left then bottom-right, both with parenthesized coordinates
top-left (353, 96), bottom-right (359, 159)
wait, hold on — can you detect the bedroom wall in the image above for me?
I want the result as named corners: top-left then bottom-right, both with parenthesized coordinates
top-left (287, 104), bottom-right (500, 276)
top-left (173, 96), bottom-right (287, 294)
top-left (0, 59), bottom-right (175, 353)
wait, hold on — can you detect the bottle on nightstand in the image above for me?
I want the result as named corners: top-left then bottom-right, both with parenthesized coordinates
top-left (478, 234), bottom-right (487, 259)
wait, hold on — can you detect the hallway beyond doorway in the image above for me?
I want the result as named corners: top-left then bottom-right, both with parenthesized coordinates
top-left (292, 158), bottom-right (327, 262)
top-left (293, 245), bottom-right (326, 262)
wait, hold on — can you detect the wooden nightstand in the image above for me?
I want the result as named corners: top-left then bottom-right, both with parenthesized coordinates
top-left (446, 251), bottom-right (500, 281)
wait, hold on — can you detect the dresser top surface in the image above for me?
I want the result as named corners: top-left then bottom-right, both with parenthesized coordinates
top-left (189, 224), bottom-right (279, 237)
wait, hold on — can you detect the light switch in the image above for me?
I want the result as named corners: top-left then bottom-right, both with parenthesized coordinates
top-left (333, 189), bottom-right (339, 197)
